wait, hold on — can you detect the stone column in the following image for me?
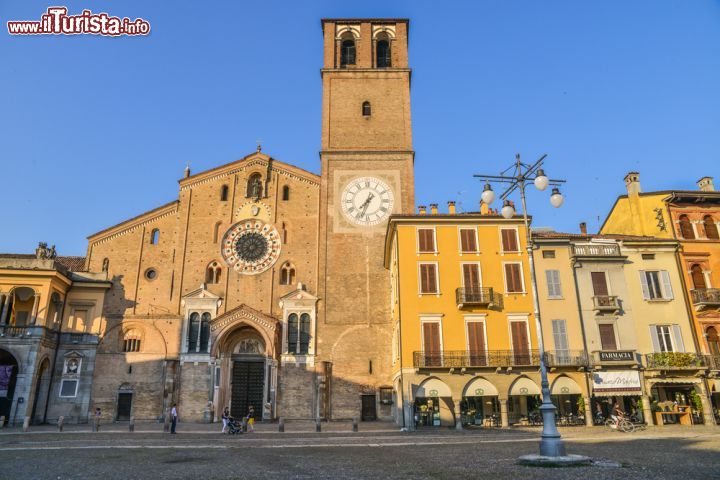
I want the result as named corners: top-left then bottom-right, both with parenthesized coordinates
top-left (29, 294), bottom-right (40, 325)
top-left (500, 399), bottom-right (509, 427)
top-left (697, 382), bottom-right (715, 426)
top-left (641, 395), bottom-right (653, 426)
top-left (0, 294), bottom-right (10, 325)
top-left (584, 396), bottom-right (593, 427)
top-left (453, 398), bottom-right (463, 431)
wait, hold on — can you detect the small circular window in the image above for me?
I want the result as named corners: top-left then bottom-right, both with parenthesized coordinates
top-left (144, 268), bottom-right (157, 280)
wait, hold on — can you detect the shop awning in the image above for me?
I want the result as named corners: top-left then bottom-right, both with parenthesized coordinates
top-left (464, 377), bottom-right (499, 397)
top-left (551, 376), bottom-right (581, 395)
top-left (592, 371), bottom-right (642, 397)
top-left (647, 378), bottom-right (700, 385)
top-left (415, 378), bottom-right (452, 398)
top-left (509, 377), bottom-right (541, 396)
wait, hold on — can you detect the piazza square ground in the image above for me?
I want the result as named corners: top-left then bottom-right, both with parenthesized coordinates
top-left (0, 421), bottom-right (719, 479)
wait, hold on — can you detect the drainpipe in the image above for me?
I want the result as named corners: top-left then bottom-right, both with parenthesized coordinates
top-left (569, 242), bottom-right (595, 426)
top-left (394, 233), bottom-right (407, 430)
top-left (44, 294), bottom-right (67, 424)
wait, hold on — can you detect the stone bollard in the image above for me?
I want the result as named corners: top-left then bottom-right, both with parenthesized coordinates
top-left (92, 416), bottom-right (100, 432)
top-left (58, 416), bottom-right (64, 432)
top-left (352, 417), bottom-right (358, 433)
top-left (315, 420), bottom-right (321, 433)
top-left (163, 413), bottom-right (170, 433)
top-left (23, 417), bottom-right (30, 432)
top-left (0, 416), bottom-right (5, 428)
top-left (241, 417), bottom-right (248, 433)
top-left (278, 417), bottom-right (285, 433)
top-left (129, 416), bottom-right (135, 432)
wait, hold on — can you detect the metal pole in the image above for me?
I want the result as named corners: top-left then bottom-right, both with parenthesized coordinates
top-left (518, 177), bottom-right (566, 457)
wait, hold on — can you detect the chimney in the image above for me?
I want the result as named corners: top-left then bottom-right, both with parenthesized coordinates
top-left (447, 201), bottom-right (456, 215)
top-left (624, 172), bottom-right (641, 196)
top-left (480, 201), bottom-right (490, 215)
top-left (429, 203), bottom-right (438, 215)
top-left (697, 176), bottom-right (715, 192)
top-left (579, 222), bottom-right (587, 234)
top-left (418, 205), bottom-right (427, 215)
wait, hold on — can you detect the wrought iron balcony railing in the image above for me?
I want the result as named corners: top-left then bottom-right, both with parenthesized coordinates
top-left (572, 243), bottom-right (621, 257)
top-left (690, 288), bottom-right (720, 307)
top-left (413, 349), bottom-right (540, 368)
top-left (544, 350), bottom-right (590, 367)
top-left (592, 295), bottom-right (621, 312)
top-left (644, 352), bottom-right (707, 369)
top-left (455, 288), bottom-right (504, 309)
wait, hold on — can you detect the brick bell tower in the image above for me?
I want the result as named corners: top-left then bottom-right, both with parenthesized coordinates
top-left (316, 19), bottom-right (415, 420)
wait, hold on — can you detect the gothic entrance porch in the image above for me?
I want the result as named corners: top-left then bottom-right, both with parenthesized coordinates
top-left (210, 305), bottom-right (278, 422)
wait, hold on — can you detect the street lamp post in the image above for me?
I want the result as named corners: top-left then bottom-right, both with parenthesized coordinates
top-left (474, 153), bottom-right (567, 458)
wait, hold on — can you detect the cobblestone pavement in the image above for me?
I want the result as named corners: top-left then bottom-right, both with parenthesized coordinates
top-left (0, 424), bottom-right (718, 479)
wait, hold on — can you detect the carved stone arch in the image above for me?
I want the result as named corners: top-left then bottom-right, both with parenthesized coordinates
top-left (209, 305), bottom-right (278, 358)
top-left (336, 25), bottom-right (360, 39)
top-left (98, 320), bottom-right (168, 357)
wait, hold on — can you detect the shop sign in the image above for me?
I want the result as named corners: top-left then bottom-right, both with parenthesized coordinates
top-left (592, 371), bottom-right (642, 394)
top-left (599, 351), bottom-right (635, 362)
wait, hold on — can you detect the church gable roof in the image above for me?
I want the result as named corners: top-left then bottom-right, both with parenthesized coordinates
top-left (179, 151), bottom-right (320, 191)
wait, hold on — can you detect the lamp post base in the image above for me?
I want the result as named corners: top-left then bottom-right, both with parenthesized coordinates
top-left (518, 454), bottom-right (592, 467)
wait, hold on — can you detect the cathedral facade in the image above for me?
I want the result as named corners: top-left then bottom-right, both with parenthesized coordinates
top-left (0, 18), bottom-right (415, 425)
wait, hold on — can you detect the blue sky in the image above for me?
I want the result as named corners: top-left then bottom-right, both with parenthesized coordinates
top-left (1, 1), bottom-right (719, 255)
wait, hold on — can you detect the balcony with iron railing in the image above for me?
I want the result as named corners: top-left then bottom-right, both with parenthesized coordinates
top-left (592, 295), bottom-right (621, 313)
top-left (455, 288), bottom-right (504, 309)
top-left (544, 350), bottom-right (590, 367)
top-left (690, 288), bottom-right (720, 309)
top-left (413, 350), bottom-right (540, 369)
top-left (644, 352), bottom-right (707, 369)
top-left (572, 243), bottom-right (622, 258)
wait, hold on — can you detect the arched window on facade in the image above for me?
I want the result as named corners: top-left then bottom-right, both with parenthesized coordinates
top-left (213, 221), bottom-right (222, 244)
top-left (340, 33), bottom-right (356, 66)
top-left (150, 229), bottom-right (160, 245)
top-left (691, 264), bottom-right (706, 289)
top-left (362, 101), bottom-right (371, 117)
top-left (220, 185), bottom-right (229, 201)
top-left (704, 215), bottom-right (719, 240)
top-left (280, 262), bottom-right (296, 285)
top-left (707, 326), bottom-right (720, 355)
top-left (123, 329), bottom-right (142, 353)
top-left (187, 312), bottom-right (199, 352)
top-left (282, 185), bottom-right (290, 201)
top-left (376, 35), bottom-right (391, 67)
top-left (200, 312), bottom-right (211, 353)
top-left (679, 215), bottom-right (695, 239)
top-left (102, 258), bottom-right (109, 273)
top-left (246, 173), bottom-right (263, 198)
top-left (287, 312), bottom-right (311, 355)
top-left (206, 261), bottom-right (222, 284)
top-left (282, 222), bottom-right (288, 244)
top-left (299, 313), bottom-right (311, 354)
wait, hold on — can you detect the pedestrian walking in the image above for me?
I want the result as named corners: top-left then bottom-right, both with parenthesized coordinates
top-left (221, 407), bottom-right (230, 434)
top-left (247, 405), bottom-right (255, 433)
top-left (170, 403), bottom-right (178, 434)
top-left (94, 407), bottom-right (101, 432)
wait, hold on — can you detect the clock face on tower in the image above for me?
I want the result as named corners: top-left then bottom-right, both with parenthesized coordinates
top-left (341, 176), bottom-right (395, 226)
top-left (221, 220), bottom-right (281, 275)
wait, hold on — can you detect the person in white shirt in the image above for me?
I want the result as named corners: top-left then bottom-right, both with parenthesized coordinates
top-left (170, 404), bottom-right (178, 434)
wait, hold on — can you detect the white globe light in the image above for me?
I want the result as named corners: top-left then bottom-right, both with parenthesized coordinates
top-left (550, 187), bottom-right (564, 208)
top-left (534, 169), bottom-right (549, 191)
top-left (481, 183), bottom-right (496, 205)
top-left (501, 200), bottom-right (515, 219)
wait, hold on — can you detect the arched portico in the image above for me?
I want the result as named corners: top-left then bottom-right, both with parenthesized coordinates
top-left (210, 305), bottom-right (279, 422)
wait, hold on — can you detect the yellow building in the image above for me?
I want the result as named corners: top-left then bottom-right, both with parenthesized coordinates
top-left (601, 173), bottom-right (720, 420)
top-left (385, 203), bottom-right (589, 429)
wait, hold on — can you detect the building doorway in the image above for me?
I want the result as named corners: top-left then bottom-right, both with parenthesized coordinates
top-left (231, 360), bottom-right (264, 420)
top-left (361, 394), bottom-right (377, 421)
top-left (117, 391), bottom-right (133, 421)
top-left (0, 349), bottom-right (18, 425)
top-left (30, 358), bottom-right (51, 424)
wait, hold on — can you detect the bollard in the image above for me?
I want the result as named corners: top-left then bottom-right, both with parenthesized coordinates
top-left (278, 417), bottom-right (285, 433)
top-left (93, 416), bottom-right (100, 432)
top-left (163, 413), bottom-right (170, 433)
top-left (352, 417), bottom-right (358, 433)
top-left (241, 417), bottom-right (248, 433)
top-left (0, 416), bottom-right (5, 428)
top-left (58, 416), bottom-right (64, 432)
top-left (23, 416), bottom-right (30, 432)
top-left (315, 420), bottom-right (321, 433)
top-left (129, 416), bottom-right (135, 432)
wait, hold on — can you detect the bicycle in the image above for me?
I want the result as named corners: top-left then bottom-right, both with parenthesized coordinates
top-left (605, 414), bottom-right (635, 433)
